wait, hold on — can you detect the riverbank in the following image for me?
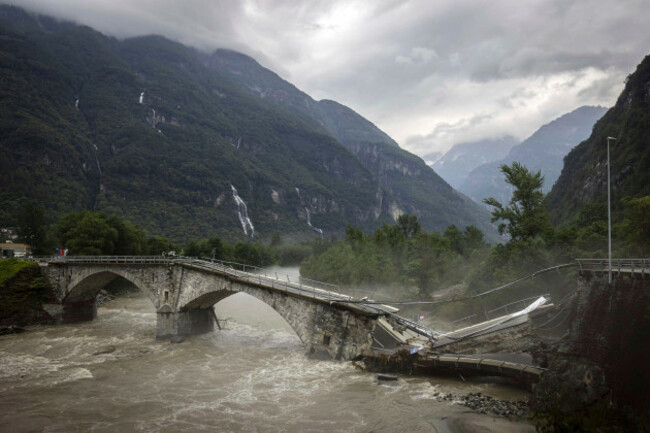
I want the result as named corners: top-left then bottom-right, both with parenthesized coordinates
top-left (0, 259), bottom-right (57, 326)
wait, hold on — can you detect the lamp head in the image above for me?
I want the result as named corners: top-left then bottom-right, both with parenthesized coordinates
top-left (607, 136), bottom-right (617, 140)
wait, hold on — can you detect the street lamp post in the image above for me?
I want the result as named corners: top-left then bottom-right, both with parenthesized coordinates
top-left (607, 136), bottom-right (616, 285)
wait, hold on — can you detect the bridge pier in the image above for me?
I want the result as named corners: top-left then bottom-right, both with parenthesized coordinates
top-left (156, 309), bottom-right (215, 339)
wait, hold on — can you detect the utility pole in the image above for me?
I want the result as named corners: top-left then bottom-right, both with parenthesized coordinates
top-left (607, 136), bottom-right (616, 285)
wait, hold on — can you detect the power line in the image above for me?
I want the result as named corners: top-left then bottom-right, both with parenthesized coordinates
top-left (332, 262), bottom-right (578, 306)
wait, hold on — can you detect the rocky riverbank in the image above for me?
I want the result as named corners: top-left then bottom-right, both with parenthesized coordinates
top-left (431, 391), bottom-right (529, 419)
top-left (0, 259), bottom-right (57, 327)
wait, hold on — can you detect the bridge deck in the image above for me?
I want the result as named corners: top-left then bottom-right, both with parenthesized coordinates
top-left (39, 255), bottom-right (403, 319)
top-left (363, 346), bottom-right (544, 383)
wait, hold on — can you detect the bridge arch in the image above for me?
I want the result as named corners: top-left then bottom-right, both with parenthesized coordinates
top-left (60, 268), bottom-right (161, 324)
top-left (170, 266), bottom-right (378, 358)
top-left (179, 288), bottom-right (311, 346)
top-left (65, 269), bottom-right (158, 305)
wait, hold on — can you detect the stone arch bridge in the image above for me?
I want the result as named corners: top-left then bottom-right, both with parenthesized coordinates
top-left (37, 256), bottom-right (429, 360)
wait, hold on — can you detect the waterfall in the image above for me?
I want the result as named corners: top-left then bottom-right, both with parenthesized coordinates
top-left (231, 184), bottom-right (255, 237)
top-left (92, 143), bottom-right (102, 175)
top-left (305, 208), bottom-right (324, 238)
top-left (75, 98), bottom-right (79, 110)
top-left (151, 109), bottom-right (156, 128)
top-left (139, 92), bottom-right (144, 104)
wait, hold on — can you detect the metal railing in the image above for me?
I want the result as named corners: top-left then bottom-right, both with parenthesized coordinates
top-left (577, 258), bottom-right (649, 275)
top-left (204, 258), bottom-right (377, 300)
top-left (34, 255), bottom-right (391, 317)
top-left (484, 294), bottom-right (551, 321)
top-left (33, 255), bottom-right (176, 264)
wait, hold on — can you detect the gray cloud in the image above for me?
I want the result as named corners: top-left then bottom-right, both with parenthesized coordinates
top-left (8, 0), bottom-right (650, 155)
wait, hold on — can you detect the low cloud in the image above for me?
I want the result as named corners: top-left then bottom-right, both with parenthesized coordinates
top-left (10, 0), bottom-right (650, 155)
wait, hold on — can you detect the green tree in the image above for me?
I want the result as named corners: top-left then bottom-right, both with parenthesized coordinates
top-left (483, 162), bottom-right (552, 241)
top-left (443, 225), bottom-right (463, 255)
top-left (374, 223), bottom-right (405, 249)
top-left (463, 225), bottom-right (486, 254)
top-left (621, 196), bottom-right (650, 255)
top-left (16, 201), bottom-right (52, 255)
top-left (147, 237), bottom-right (177, 255)
top-left (56, 211), bottom-right (148, 255)
top-left (57, 212), bottom-right (119, 255)
top-left (345, 225), bottom-right (365, 245)
top-left (270, 232), bottom-right (282, 247)
top-left (184, 240), bottom-right (206, 257)
top-left (396, 214), bottom-right (421, 239)
top-left (406, 233), bottom-right (444, 296)
top-left (107, 216), bottom-right (147, 255)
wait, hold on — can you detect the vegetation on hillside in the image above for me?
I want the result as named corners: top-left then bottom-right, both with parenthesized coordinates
top-left (547, 54), bottom-right (650, 224)
top-left (0, 5), bottom-right (495, 244)
top-left (0, 258), bottom-right (35, 285)
top-left (300, 161), bottom-right (650, 323)
top-left (301, 215), bottom-right (488, 299)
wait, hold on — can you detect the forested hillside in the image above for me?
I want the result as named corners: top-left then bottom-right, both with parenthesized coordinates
top-left (0, 5), bottom-right (495, 243)
top-left (547, 55), bottom-right (650, 225)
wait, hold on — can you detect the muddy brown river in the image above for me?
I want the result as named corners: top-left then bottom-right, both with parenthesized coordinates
top-left (0, 288), bottom-right (535, 432)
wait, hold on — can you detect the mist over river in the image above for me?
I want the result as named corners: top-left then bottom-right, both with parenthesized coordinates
top-left (0, 272), bottom-right (534, 433)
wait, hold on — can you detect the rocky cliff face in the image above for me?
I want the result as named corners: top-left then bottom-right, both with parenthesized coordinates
top-left (532, 273), bottom-right (650, 429)
top-left (208, 50), bottom-right (496, 237)
top-left (547, 55), bottom-right (650, 224)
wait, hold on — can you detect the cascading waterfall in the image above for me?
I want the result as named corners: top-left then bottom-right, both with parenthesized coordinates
top-left (75, 98), bottom-right (79, 110)
top-left (92, 143), bottom-right (102, 175)
top-left (231, 184), bottom-right (255, 237)
top-left (305, 208), bottom-right (324, 238)
top-left (139, 91), bottom-right (144, 104)
top-left (151, 108), bottom-right (156, 128)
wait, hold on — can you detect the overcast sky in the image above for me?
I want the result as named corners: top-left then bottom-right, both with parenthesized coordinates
top-left (13, 0), bottom-right (650, 156)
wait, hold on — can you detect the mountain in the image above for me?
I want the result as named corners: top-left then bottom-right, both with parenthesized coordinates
top-left (547, 55), bottom-right (650, 224)
top-left (0, 6), bottom-right (496, 243)
top-left (206, 50), bottom-right (495, 237)
top-left (422, 151), bottom-right (443, 166)
top-left (430, 136), bottom-right (518, 189)
top-left (460, 106), bottom-right (608, 205)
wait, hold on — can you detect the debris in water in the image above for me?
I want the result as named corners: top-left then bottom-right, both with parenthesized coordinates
top-left (92, 345), bottom-right (116, 355)
top-left (377, 373), bottom-right (398, 381)
top-left (0, 326), bottom-right (26, 336)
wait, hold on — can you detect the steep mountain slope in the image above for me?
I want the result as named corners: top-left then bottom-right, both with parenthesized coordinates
top-left (0, 6), bottom-right (496, 242)
top-left (430, 136), bottom-right (517, 189)
top-left (207, 49), bottom-right (496, 236)
top-left (547, 55), bottom-right (650, 224)
top-left (0, 7), bottom-right (377, 241)
top-left (461, 106), bottom-right (607, 205)
top-left (422, 151), bottom-right (443, 166)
